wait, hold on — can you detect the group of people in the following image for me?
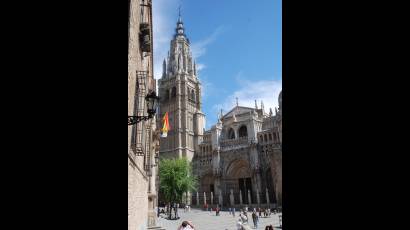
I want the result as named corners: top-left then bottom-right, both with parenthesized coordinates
top-left (158, 203), bottom-right (180, 220)
top-left (234, 207), bottom-right (277, 229)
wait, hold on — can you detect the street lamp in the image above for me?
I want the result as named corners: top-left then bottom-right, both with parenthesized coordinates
top-left (128, 90), bottom-right (160, 125)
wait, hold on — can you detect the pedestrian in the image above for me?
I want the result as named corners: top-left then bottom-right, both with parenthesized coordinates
top-left (237, 218), bottom-right (243, 230)
top-left (174, 205), bottom-right (179, 219)
top-left (233, 207), bottom-right (236, 217)
top-left (240, 213), bottom-right (248, 224)
top-left (229, 207), bottom-right (232, 215)
top-left (254, 211), bottom-right (259, 228)
top-left (264, 225), bottom-right (274, 230)
top-left (259, 207), bottom-right (262, 217)
top-left (178, 220), bottom-right (195, 230)
top-left (252, 211), bottom-right (257, 228)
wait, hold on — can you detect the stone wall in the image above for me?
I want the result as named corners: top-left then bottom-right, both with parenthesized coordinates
top-left (128, 159), bottom-right (149, 230)
top-left (128, 0), bottom-right (157, 229)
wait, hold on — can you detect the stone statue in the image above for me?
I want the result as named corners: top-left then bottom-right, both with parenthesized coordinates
top-left (230, 189), bottom-right (234, 206)
top-left (210, 192), bottom-right (214, 205)
top-left (266, 188), bottom-right (270, 205)
top-left (256, 189), bottom-right (260, 205)
top-left (218, 189), bottom-right (223, 206)
top-left (204, 192), bottom-right (207, 205)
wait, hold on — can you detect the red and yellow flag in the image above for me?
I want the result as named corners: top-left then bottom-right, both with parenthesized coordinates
top-left (161, 112), bottom-right (170, 137)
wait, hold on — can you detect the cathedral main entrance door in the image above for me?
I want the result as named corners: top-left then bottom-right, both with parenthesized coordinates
top-left (238, 178), bottom-right (252, 204)
top-left (225, 159), bottom-right (253, 205)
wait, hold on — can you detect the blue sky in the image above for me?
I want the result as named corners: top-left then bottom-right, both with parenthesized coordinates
top-left (153, 0), bottom-right (282, 129)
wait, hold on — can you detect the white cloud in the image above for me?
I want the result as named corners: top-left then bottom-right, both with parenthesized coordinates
top-left (191, 26), bottom-right (224, 59)
top-left (209, 76), bottom-right (282, 128)
top-left (196, 63), bottom-right (206, 71)
top-left (152, 0), bottom-right (179, 79)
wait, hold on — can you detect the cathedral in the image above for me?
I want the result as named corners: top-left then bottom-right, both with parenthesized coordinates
top-left (191, 94), bottom-right (282, 208)
top-left (158, 14), bottom-right (282, 209)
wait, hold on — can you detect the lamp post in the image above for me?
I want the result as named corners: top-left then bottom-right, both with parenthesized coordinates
top-left (128, 90), bottom-right (160, 125)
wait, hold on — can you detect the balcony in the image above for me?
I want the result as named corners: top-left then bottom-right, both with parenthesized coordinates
top-left (220, 136), bottom-right (253, 151)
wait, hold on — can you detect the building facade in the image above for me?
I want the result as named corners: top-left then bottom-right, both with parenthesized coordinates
top-left (157, 15), bottom-right (205, 162)
top-left (192, 93), bottom-right (282, 209)
top-left (128, 0), bottom-right (160, 229)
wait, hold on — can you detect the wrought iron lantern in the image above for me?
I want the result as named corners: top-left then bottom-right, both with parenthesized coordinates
top-left (128, 90), bottom-right (159, 125)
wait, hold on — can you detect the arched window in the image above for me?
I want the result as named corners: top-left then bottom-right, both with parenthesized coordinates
top-left (164, 89), bottom-right (169, 101)
top-left (239, 125), bottom-right (248, 138)
top-left (228, 128), bottom-right (235, 139)
top-left (171, 87), bottom-right (176, 97)
top-left (191, 89), bottom-right (195, 101)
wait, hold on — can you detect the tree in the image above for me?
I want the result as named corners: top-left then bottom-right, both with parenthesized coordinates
top-left (159, 157), bottom-right (197, 219)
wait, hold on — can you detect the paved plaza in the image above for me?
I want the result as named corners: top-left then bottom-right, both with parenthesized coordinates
top-left (156, 208), bottom-right (282, 230)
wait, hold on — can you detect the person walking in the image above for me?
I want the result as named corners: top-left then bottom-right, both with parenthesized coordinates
top-left (252, 211), bottom-right (257, 229)
top-left (255, 211), bottom-right (259, 228)
top-left (237, 218), bottom-right (243, 230)
top-left (233, 207), bottom-right (236, 217)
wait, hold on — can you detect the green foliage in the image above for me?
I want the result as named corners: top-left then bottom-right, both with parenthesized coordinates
top-left (159, 157), bottom-right (198, 204)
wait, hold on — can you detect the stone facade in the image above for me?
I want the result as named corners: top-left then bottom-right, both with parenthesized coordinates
top-left (192, 93), bottom-right (282, 208)
top-left (157, 15), bottom-right (205, 163)
top-left (157, 15), bottom-right (205, 206)
top-left (128, 0), bottom-right (160, 229)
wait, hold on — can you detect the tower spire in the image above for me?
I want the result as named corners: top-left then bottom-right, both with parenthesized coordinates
top-left (162, 58), bottom-right (166, 78)
top-left (175, 5), bottom-right (185, 37)
top-left (178, 5), bottom-right (182, 22)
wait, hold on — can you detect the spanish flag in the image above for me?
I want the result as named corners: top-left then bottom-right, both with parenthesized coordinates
top-left (161, 112), bottom-right (170, 138)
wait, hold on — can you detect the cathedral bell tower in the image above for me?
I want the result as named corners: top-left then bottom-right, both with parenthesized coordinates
top-left (158, 13), bottom-right (205, 162)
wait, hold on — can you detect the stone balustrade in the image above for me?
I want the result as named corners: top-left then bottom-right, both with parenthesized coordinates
top-left (220, 137), bottom-right (254, 150)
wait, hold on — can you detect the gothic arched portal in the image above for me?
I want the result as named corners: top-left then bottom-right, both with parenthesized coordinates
top-left (225, 159), bottom-right (253, 204)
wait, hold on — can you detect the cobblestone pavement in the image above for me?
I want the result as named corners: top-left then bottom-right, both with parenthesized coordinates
top-left (156, 208), bottom-right (282, 230)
